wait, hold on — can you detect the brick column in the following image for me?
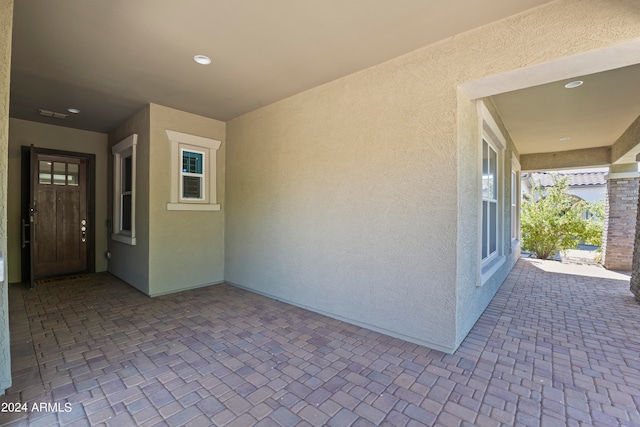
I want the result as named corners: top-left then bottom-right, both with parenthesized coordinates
top-left (631, 199), bottom-right (640, 299)
top-left (601, 167), bottom-right (639, 271)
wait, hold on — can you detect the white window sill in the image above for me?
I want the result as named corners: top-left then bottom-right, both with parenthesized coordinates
top-left (166, 203), bottom-right (221, 211)
top-left (510, 239), bottom-right (521, 254)
top-left (479, 255), bottom-right (506, 286)
top-left (112, 233), bottom-right (136, 245)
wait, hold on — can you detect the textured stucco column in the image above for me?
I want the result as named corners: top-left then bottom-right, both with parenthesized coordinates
top-left (602, 165), bottom-right (640, 271)
top-left (0, 0), bottom-right (14, 395)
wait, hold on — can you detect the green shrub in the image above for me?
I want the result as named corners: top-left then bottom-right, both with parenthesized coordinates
top-left (521, 175), bottom-right (603, 259)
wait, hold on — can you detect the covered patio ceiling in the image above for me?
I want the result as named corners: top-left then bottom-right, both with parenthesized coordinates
top-left (9, 2), bottom-right (640, 170)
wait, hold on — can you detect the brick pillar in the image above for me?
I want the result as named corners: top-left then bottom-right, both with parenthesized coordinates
top-left (601, 167), bottom-right (639, 271)
top-left (631, 195), bottom-right (640, 299)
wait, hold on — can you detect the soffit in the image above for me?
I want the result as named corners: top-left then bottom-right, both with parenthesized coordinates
top-left (491, 64), bottom-right (640, 156)
top-left (10, 0), bottom-right (552, 133)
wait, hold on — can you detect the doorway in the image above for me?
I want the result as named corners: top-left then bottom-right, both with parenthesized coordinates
top-left (21, 147), bottom-right (96, 284)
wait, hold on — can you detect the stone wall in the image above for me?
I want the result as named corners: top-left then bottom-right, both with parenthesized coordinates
top-left (602, 176), bottom-right (639, 271)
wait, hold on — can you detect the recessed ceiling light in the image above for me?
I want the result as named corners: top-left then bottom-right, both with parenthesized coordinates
top-left (560, 137), bottom-right (571, 141)
top-left (194, 55), bottom-right (211, 65)
top-left (67, 108), bottom-right (81, 114)
top-left (564, 80), bottom-right (583, 89)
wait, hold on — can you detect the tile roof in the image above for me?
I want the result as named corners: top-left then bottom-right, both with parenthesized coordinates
top-left (531, 171), bottom-right (607, 187)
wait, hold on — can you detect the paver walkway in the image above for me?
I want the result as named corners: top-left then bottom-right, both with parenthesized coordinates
top-left (1, 259), bottom-right (639, 426)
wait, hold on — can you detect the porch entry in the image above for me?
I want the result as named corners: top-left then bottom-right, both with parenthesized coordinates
top-left (21, 147), bottom-right (95, 287)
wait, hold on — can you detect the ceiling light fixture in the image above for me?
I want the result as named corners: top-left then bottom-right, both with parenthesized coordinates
top-left (564, 80), bottom-right (583, 89)
top-left (194, 55), bottom-right (211, 65)
top-left (559, 137), bottom-right (571, 141)
top-left (67, 108), bottom-right (81, 114)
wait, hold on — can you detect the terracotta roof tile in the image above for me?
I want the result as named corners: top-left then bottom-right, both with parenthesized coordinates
top-left (531, 171), bottom-right (607, 187)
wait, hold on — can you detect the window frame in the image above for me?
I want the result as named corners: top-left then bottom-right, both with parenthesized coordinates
top-left (482, 137), bottom-right (499, 263)
top-left (478, 101), bottom-right (506, 286)
top-left (112, 134), bottom-right (137, 245)
top-left (166, 130), bottom-right (221, 211)
top-left (180, 147), bottom-right (206, 201)
top-left (511, 155), bottom-right (521, 248)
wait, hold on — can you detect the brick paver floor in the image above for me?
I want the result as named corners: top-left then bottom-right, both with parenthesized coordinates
top-left (1, 258), bottom-right (639, 426)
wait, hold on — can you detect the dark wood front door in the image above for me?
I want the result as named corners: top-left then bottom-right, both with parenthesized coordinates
top-left (32, 154), bottom-right (88, 277)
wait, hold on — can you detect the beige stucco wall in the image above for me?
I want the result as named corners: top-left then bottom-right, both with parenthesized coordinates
top-left (226, 32), bottom-right (460, 352)
top-left (147, 104), bottom-right (225, 296)
top-left (7, 119), bottom-right (109, 283)
top-left (108, 106), bottom-right (151, 294)
top-left (226, 0), bottom-right (640, 352)
top-left (108, 104), bottom-right (225, 296)
top-left (453, 0), bottom-right (640, 347)
top-left (456, 96), bottom-right (520, 348)
top-left (0, 0), bottom-right (13, 395)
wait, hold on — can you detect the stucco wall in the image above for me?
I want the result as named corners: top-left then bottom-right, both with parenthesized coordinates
top-left (226, 0), bottom-right (640, 352)
top-left (148, 104), bottom-right (225, 296)
top-left (226, 30), bottom-right (461, 353)
top-left (569, 186), bottom-right (607, 204)
top-left (453, 0), bottom-right (640, 347)
top-left (108, 106), bottom-right (151, 294)
top-left (0, 0), bottom-right (13, 395)
top-left (7, 119), bottom-right (109, 283)
top-left (456, 96), bottom-right (520, 349)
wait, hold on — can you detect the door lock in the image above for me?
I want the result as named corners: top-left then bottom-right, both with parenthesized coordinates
top-left (81, 219), bottom-right (87, 243)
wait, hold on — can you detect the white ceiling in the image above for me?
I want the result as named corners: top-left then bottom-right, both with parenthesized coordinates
top-left (9, 0), bottom-right (640, 159)
top-left (491, 64), bottom-right (640, 155)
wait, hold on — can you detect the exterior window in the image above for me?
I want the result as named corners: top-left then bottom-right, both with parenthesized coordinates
top-left (166, 130), bottom-right (221, 211)
top-left (112, 134), bottom-right (137, 245)
top-left (181, 149), bottom-right (205, 200)
top-left (511, 170), bottom-right (518, 241)
top-left (121, 156), bottom-right (133, 231)
top-left (482, 138), bottom-right (498, 261)
top-left (478, 100), bottom-right (507, 285)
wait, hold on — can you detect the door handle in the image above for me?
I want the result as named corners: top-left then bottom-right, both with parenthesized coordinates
top-left (21, 219), bottom-right (30, 249)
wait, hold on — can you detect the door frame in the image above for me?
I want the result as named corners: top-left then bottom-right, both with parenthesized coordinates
top-left (21, 146), bottom-right (96, 282)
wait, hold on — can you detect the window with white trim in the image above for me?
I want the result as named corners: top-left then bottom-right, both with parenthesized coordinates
top-left (181, 148), bottom-right (205, 200)
top-left (511, 171), bottom-right (518, 242)
top-left (112, 134), bottom-right (137, 245)
top-left (482, 137), bottom-right (499, 261)
top-left (478, 101), bottom-right (506, 285)
top-left (166, 130), bottom-right (221, 211)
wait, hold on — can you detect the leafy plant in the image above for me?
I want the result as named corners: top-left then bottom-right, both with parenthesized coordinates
top-left (582, 199), bottom-right (605, 247)
top-left (521, 175), bottom-right (603, 259)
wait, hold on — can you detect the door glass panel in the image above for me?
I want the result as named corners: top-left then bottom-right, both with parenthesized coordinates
top-left (67, 163), bottom-right (79, 186)
top-left (39, 161), bottom-right (52, 184)
top-left (53, 162), bottom-right (66, 185)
